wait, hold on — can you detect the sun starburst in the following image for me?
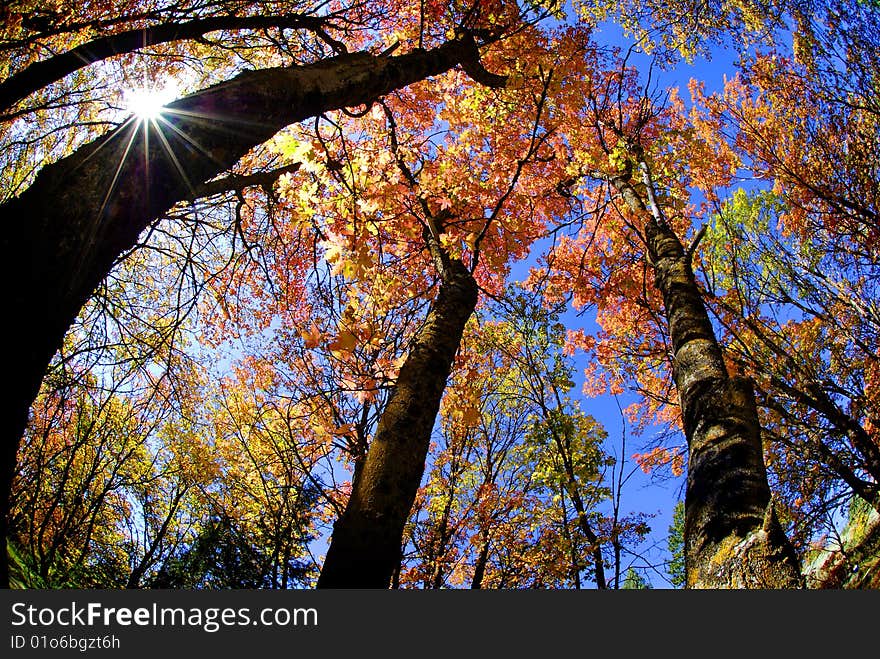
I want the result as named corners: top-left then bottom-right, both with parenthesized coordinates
top-left (123, 81), bottom-right (180, 121)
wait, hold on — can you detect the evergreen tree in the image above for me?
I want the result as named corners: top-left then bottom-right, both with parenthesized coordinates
top-left (667, 502), bottom-right (686, 588)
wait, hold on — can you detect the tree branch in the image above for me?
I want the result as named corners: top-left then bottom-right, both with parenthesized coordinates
top-left (686, 224), bottom-right (707, 263)
top-left (188, 163), bottom-right (302, 201)
top-left (0, 13), bottom-right (341, 112)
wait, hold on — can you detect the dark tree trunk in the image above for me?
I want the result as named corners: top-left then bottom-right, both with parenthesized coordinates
top-left (0, 35), bottom-right (492, 588)
top-left (613, 170), bottom-right (803, 588)
top-left (470, 532), bottom-right (491, 590)
top-left (569, 491), bottom-right (607, 589)
top-left (317, 260), bottom-right (478, 588)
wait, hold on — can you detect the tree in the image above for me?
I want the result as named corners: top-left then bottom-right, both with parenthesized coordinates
top-left (533, 38), bottom-right (802, 585)
top-left (316, 245), bottom-right (480, 587)
top-left (616, 157), bottom-right (802, 588)
top-left (621, 567), bottom-right (652, 589)
top-left (539, 1), bottom-right (878, 581)
top-left (667, 501), bottom-right (685, 588)
top-left (303, 32), bottom-right (566, 586)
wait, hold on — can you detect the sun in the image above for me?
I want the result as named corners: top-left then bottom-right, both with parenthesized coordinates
top-left (123, 80), bottom-right (179, 121)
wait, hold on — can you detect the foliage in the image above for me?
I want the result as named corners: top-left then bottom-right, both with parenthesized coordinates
top-left (400, 286), bottom-right (651, 588)
top-left (3, 0), bottom-right (879, 589)
top-left (621, 567), bottom-right (652, 589)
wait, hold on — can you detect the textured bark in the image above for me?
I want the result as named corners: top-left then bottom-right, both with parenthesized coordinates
top-left (611, 170), bottom-right (802, 588)
top-left (644, 218), bottom-right (803, 588)
top-left (0, 35), bottom-right (491, 587)
top-left (317, 260), bottom-right (478, 588)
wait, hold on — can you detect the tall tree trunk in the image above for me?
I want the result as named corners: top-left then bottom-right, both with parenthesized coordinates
top-left (0, 35), bottom-right (496, 588)
top-left (317, 260), bottom-right (478, 588)
top-left (470, 530), bottom-right (491, 590)
top-left (613, 167), bottom-right (803, 588)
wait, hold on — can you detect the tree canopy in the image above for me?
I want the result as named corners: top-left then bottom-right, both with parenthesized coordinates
top-left (2, 0), bottom-right (878, 588)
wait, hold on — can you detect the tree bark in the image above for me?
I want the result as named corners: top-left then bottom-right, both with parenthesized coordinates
top-left (0, 35), bottom-right (493, 588)
top-left (0, 14), bottom-right (344, 113)
top-left (317, 259), bottom-right (478, 588)
top-left (612, 169), bottom-right (803, 588)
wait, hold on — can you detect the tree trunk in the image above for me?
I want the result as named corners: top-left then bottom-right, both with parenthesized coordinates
top-left (644, 217), bottom-right (803, 588)
top-left (614, 170), bottom-right (803, 588)
top-left (0, 35), bottom-right (493, 588)
top-left (470, 529), bottom-right (491, 590)
top-left (317, 260), bottom-right (478, 588)
top-left (570, 493), bottom-right (607, 589)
